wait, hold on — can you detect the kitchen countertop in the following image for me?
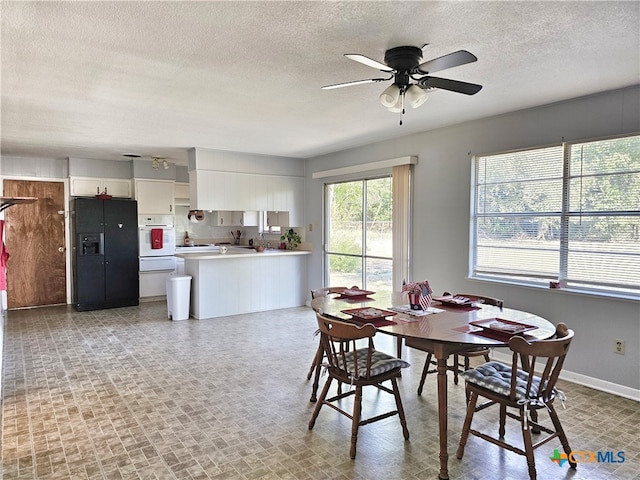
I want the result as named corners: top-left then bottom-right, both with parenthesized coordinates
top-left (175, 245), bottom-right (219, 253)
top-left (176, 247), bottom-right (310, 259)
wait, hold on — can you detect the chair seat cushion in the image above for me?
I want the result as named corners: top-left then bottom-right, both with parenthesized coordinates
top-left (463, 361), bottom-right (540, 400)
top-left (340, 349), bottom-right (410, 379)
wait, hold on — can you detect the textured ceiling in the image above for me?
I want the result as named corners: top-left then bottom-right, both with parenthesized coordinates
top-left (1, 1), bottom-right (638, 165)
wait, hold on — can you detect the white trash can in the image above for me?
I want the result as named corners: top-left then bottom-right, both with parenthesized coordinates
top-left (166, 275), bottom-right (192, 320)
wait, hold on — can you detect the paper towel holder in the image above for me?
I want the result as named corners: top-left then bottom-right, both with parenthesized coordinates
top-left (187, 210), bottom-right (205, 223)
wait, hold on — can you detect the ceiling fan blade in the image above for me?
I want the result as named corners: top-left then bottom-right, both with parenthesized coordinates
top-left (345, 54), bottom-right (394, 72)
top-left (416, 50), bottom-right (477, 74)
top-left (321, 78), bottom-right (388, 90)
top-left (419, 76), bottom-right (483, 95)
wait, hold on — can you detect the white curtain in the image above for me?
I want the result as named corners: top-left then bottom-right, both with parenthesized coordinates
top-left (392, 164), bottom-right (412, 292)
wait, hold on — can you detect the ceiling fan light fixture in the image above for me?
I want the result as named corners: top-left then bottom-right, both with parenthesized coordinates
top-left (406, 85), bottom-right (428, 108)
top-left (387, 95), bottom-right (404, 113)
top-left (379, 84), bottom-right (400, 107)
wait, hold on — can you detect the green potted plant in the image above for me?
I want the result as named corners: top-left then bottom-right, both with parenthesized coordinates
top-left (280, 228), bottom-right (301, 250)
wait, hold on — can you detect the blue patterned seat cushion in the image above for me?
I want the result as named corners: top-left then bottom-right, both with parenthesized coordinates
top-left (338, 348), bottom-right (410, 379)
top-left (463, 361), bottom-right (541, 400)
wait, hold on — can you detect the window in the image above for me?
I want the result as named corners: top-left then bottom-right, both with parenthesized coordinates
top-left (471, 134), bottom-right (640, 298)
top-left (325, 177), bottom-right (393, 290)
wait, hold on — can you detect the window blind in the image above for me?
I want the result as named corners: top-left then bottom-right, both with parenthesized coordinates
top-left (471, 135), bottom-right (640, 297)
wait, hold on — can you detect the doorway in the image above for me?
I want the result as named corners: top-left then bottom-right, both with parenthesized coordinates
top-left (3, 179), bottom-right (67, 308)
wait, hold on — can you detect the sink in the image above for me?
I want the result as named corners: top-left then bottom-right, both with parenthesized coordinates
top-left (231, 245), bottom-right (255, 249)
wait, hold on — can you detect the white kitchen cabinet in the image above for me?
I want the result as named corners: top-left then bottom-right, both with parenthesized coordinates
top-left (287, 177), bottom-right (304, 227)
top-left (266, 211), bottom-right (290, 227)
top-left (135, 179), bottom-right (174, 215)
top-left (190, 170), bottom-right (225, 210)
top-left (232, 211), bottom-right (259, 227)
top-left (71, 177), bottom-right (131, 198)
top-left (211, 211), bottom-right (234, 226)
top-left (189, 170), bottom-right (303, 225)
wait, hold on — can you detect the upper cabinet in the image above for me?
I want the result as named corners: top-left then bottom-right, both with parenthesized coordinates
top-left (135, 179), bottom-right (174, 215)
top-left (210, 211), bottom-right (234, 226)
top-left (232, 211), bottom-right (259, 227)
top-left (211, 211), bottom-right (259, 226)
top-left (266, 211), bottom-right (289, 228)
top-left (70, 177), bottom-right (131, 198)
top-left (174, 182), bottom-right (190, 207)
top-left (190, 171), bottom-right (303, 225)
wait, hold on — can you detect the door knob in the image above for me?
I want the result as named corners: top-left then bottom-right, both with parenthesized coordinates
top-left (58, 246), bottom-right (65, 253)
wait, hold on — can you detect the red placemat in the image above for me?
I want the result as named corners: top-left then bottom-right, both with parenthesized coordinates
top-left (470, 329), bottom-right (537, 341)
top-left (341, 307), bottom-right (397, 319)
top-left (341, 307), bottom-right (397, 327)
top-left (470, 318), bottom-right (537, 335)
top-left (348, 317), bottom-right (397, 327)
top-left (434, 296), bottom-right (482, 310)
top-left (337, 289), bottom-right (375, 299)
top-left (438, 303), bottom-right (481, 311)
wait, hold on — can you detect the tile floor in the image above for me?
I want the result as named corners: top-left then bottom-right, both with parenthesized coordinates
top-left (1, 302), bottom-right (638, 479)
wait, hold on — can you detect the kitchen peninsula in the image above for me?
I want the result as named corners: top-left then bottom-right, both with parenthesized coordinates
top-left (176, 247), bottom-right (310, 319)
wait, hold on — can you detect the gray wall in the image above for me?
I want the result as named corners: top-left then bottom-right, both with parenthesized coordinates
top-left (304, 85), bottom-right (640, 393)
top-left (69, 157), bottom-right (131, 178)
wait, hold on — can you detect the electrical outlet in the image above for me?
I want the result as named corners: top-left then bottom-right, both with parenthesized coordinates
top-left (614, 339), bottom-right (625, 355)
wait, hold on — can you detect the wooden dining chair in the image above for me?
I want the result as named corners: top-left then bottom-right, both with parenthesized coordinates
top-left (456, 323), bottom-right (575, 480)
top-left (308, 311), bottom-right (410, 459)
top-left (307, 286), bottom-right (354, 402)
top-left (405, 292), bottom-right (503, 395)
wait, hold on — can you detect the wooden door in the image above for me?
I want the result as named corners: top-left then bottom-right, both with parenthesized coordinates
top-left (3, 180), bottom-right (66, 308)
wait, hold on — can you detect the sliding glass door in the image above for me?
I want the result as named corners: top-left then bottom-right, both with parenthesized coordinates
top-left (325, 177), bottom-right (392, 290)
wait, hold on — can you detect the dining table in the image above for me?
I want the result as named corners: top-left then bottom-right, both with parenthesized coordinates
top-left (310, 290), bottom-right (556, 480)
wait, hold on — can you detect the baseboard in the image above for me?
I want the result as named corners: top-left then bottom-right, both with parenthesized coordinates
top-left (140, 295), bottom-right (166, 303)
top-left (491, 350), bottom-right (640, 402)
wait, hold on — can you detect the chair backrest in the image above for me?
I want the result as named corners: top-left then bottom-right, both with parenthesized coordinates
top-left (315, 311), bottom-right (376, 379)
top-left (507, 323), bottom-right (574, 403)
top-left (444, 291), bottom-right (504, 309)
top-left (310, 286), bottom-right (359, 299)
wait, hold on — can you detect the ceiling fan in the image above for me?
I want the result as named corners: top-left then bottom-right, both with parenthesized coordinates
top-left (322, 45), bottom-right (482, 124)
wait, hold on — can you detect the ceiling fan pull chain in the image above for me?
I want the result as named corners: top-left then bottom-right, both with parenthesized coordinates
top-left (399, 92), bottom-right (405, 126)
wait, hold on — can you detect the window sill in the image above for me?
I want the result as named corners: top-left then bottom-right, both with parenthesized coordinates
top-left (467, 276), bottom-right (640, 303)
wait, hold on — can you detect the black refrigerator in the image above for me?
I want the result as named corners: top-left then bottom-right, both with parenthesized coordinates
top-left (73, 197), bottom-right (139, 311)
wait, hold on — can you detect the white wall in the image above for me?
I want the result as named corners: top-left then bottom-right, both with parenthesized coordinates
top-left (304, 86), bottom-right (640, 396)
top-left (2, 155), bottom-right (68, 177)
top-left (188, 147), bottom-right (305, 176)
